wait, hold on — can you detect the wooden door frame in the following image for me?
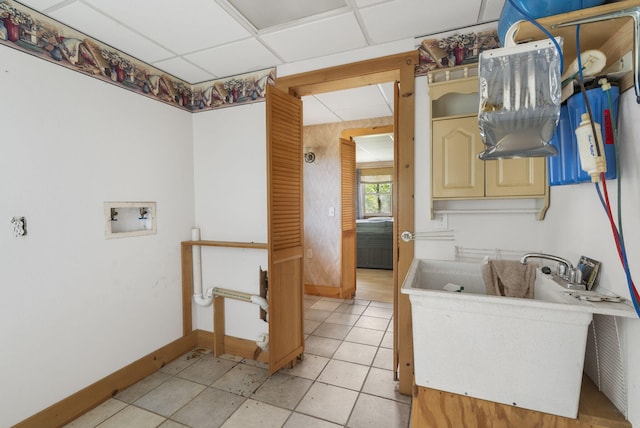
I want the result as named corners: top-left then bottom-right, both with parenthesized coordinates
top-left (276, 51), bottom-right (417, 394)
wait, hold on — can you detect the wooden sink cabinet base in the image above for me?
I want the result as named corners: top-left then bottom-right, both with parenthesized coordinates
top-left (411, 376), bottom-right (630, 428)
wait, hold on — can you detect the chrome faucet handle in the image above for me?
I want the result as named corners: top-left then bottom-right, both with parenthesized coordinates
top-left (573, 268), bottom-right (583, 285)
top-left (557, 263), bottom-right (567, 278)
top-left (566, 268), bottom-right (586, 290)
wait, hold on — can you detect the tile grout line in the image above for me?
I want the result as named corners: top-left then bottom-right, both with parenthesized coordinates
top-left (71, 292), bottom-right (405, 427)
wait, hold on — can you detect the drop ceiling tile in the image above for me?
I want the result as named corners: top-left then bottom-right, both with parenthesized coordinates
top-left (152, 57), bottom-right (214, 83)
top-left (360, 0), bottom-right (481, 43)
top-left (184, 38), bottom-right (281, 79)
top-left (356, 148), bottom-right (376, 163)
top-left (276, 38), bottom-right (415, 77)
top-left (84, 0), bottom-right (251, 54)
top-left (261, 13), bottom-right (366, 63)
top-left (49, 2), bottom-right (173, 63)
top-left (15, 0), bottom-right (66, 11)
top-left (355, 0), bottom-right (394, 7)
top-left (482, 0), bottom-right (506, 21)
top-left (355, 134), bottom-right (394, 162)
top-left (302, 96), bottom-right (342, 126)
top-left (314, 85), bottom-right (391, 121)
top-left (229, 0), bottom-right (347, 30)
top-left (333, 103), bottom-right (392, 121)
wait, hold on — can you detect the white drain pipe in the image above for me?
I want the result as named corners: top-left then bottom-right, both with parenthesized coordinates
top-left (189, 231), bottom-right (269, 349)
top-left (253, 298), bottom-right (269, 351)
top-left (192, 228), bottom-right (213, 307)
top-left (256, 333), bottom-right (269, 351)
top-left (209, 287), bottom-right (269, 351)
top-left (250, 295), bottom-right (269, 312)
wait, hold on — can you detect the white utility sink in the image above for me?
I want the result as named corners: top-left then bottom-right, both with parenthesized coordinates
top-left (401, 258), bottom-right (636, 418)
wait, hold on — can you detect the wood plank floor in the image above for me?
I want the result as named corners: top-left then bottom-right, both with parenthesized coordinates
top-left (355, 268), bottom-right (393, 303)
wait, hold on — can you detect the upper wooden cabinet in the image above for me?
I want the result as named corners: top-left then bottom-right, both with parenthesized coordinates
top-left (432, 115), bottom-right (484, 199)
top-left (431, 114), bottom-right (547, 199)
top-left (486, 157), bottom-right (547, 197)
top-left (428, 67), bottom-right (549, 218)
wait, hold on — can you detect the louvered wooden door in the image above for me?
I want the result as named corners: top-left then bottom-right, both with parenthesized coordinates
top-left (340, 138), bottom-right (356, 298)
top-left (266, 85), bottom-right (305, 375)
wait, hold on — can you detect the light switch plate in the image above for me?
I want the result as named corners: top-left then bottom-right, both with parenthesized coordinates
top-left (435, 213), bottom-right (447, 230)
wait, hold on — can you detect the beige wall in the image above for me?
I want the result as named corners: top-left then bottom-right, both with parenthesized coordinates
top-left (303, 116), bottom-right (393, 288)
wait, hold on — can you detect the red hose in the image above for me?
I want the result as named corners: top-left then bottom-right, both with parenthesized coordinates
top-left (601, 173), bottom-right (640, 301)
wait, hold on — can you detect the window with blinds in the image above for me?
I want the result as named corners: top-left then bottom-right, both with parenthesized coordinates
top-left (360, 169), bottom-right (392, 217)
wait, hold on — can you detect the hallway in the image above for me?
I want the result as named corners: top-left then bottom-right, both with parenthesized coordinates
top-left (355, 268), bottom-right (394, 303)
top-left (64, 295), bottom-right (409, 427)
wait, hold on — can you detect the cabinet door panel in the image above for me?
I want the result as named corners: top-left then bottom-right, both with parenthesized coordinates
top-left (485, 157), bottom-right (546, 197)
top-left (432, 116), bottom-right (484, 198)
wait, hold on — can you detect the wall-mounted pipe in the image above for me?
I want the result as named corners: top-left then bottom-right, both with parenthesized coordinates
top-left (256, 332), bottom-right (269, 352)
top-left (210, 287), bottom-right (269, 313)
top-left (210, 286), bottom-right (270, 352)
top-left (192, 228), bottom-right (213, 307)
top-left (250, 295), bottom-right (269, 313)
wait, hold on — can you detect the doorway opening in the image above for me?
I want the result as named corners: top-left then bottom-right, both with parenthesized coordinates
top-left (299, 109), bottom-right (394, 301)
top-left (349, 129), bottom-right (394, 304)
top-left (275, 51), bottom-right (417, 392)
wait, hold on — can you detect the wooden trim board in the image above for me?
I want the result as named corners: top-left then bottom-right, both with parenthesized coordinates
top-left (14, 332), bottom-right (198, 428)
top-left (14, 331), bottom-right (267, 428)
top-left (15, 331), bottom-right (629, 428)
top-left (304, 283), bottom-right (352, 299)
top-left (198, 330), bottom-right (269, 364)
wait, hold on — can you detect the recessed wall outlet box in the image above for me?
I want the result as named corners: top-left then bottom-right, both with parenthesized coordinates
top-left (105, 201), bottom-right (157, 239)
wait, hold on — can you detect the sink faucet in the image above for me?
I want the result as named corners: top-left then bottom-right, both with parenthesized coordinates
top-left (520, 253), bottom-right (585, 290)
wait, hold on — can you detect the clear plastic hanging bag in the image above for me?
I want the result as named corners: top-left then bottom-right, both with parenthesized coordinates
top-left (478, 38), bottom-right (562, 160)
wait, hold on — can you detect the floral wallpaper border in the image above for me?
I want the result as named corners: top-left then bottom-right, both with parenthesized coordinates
top-left (1, 0), bottom-right (502, 110)
top-left (415, 28), bottom-right (501, 76)
top-left (0, 0), bottom-right (275, 113)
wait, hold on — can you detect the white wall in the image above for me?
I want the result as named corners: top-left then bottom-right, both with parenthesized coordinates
top-left (413, 74), bottom-right (640, 425)
top-left (192, 104), bottom-right (268, 341)
top-left (0, 47), bottom-right (195, 427)
top-left (2, 26), bottom-right (638, 426)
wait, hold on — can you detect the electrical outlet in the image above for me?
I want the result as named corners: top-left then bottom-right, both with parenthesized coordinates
top-left (307, 249), bottom-right (313, 258)
top-left (435, 213), bottom-right (447, 230)
top-left (328, 207), bottom-right (335, 217)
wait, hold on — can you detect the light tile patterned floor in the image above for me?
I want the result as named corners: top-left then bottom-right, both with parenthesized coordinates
top-left (64, 295), bottom-right (410, 428)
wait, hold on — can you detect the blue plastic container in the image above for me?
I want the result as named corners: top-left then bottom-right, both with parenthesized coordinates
top-left (498, 0), bottom-right (606, 45)
top-left (548, 86), bottom-right (619, 186)
top-left (547, 105), bottom-right (578, 185)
